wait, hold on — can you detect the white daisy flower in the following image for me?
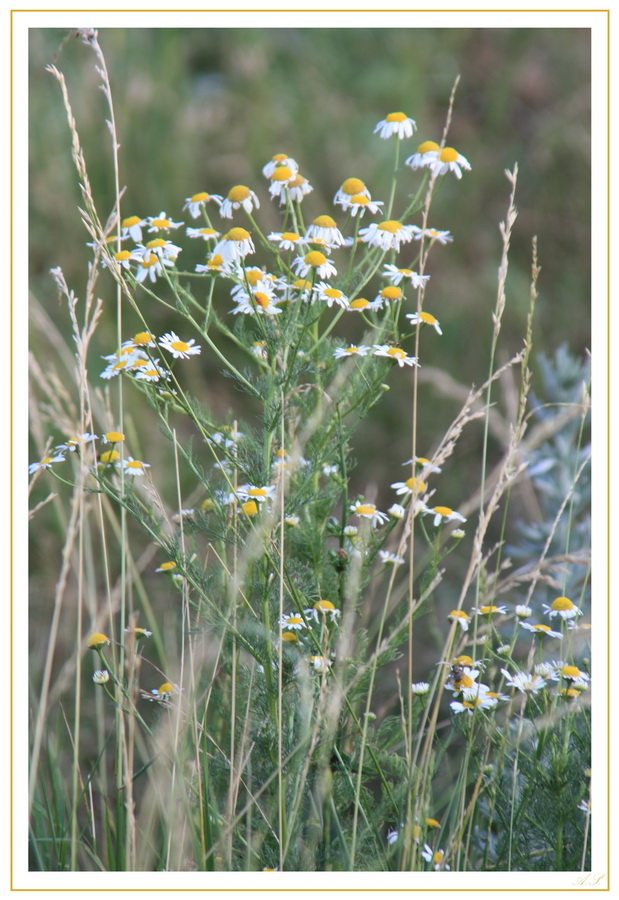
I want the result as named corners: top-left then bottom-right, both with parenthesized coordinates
top-left (292, 251), bottom-right (337, 280)
top-left (283, 172), bottom-right (313, 204)
top-left (186, 226), bottom-right (221, 241)
top-left (411, 682), bottom-right (430, 695)
top-left (146, 211), bottom-right (183, 232)
top-left (379, 550), bottom-right (405, 566)
top-left (236, 484), bottom-right (276, 503)
top-left (333, 177), bottom-right (371, 206)
top-left (423, 505), bottom-right (466, 527)
top-left (373, 345), bottom-right (419, 368)
top-left (390, 476), bottom-right (427, 496)
top-left (262, 153), bottom-right (299, 179)
top-left (406, 311), bottom-right (442, 335)
top-left (405, 140), bottom-right (440, 170)
top-left (431, 147), bottom-right (471, 179)
top-left (122, 457), bottom-right (151, 477)
top-left (268, 164), bottom-right (298, 199)
top-left (359, 220), bottom-right (415, 253)
top-left (219, 185), bottom-right (260, 219)
top-left (346, 296), bottom-right (384, 313)
top-left (158, 332), bottom-right (201, 359)
top-left (382, 264), bottom-right (431, 288)
top-left (333, 345), bottom-right (371, 359)
top-left (267, 231), bottom-right (302, 251)
top-left (182, 191), bottom-right (223, 218)
top-left (349, 501), bottom-right (389, 527)
top-left (520, 622), bottom-right (563, 639)
top-left (120, 215), bottom-right (146, 242)
top-left (212, 227), bottom-right (255, 264)
top-left (28, 453), bottom-right (66, 474)
top-left (314, 283), bottom-right (349, 308)
top-left (542, 596), bottom-right (583, 620)
top-left (133, 251), bottom-right (174, 283)
top-left (409, 225), bottom-right (453, 245)
top-left (304, 215), bottom-right (345, 247)
top-left (374, 112), bottom-right (417, 140)
top-left (340, 195), bottom-right (384, 218)
top-left (500, 668), bottom-right (547, 694)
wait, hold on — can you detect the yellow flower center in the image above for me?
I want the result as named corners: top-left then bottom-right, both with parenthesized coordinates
top-left (281, 232), bottom-right (299, 241)
top-left (562, 665), bottom-right (581, 678)
top-left (247, 487), bottom-right (267, 497)
top-left (104, 431), bottom-right (124, 443)
top-left (355, 504), bottom-right (376, 515)
top-left (378, 220), bottom-right (403, 233)
top-left (426, 818), bottom-right (440, 829)
top-left (150, 218), bottom-right (170, 229)
top-left (171, 340), bottom-right (189, 353)
top-left (417, 140), bottom-right (439, 154)
top-left (133, 332), bottom-right (154, 345)
top-left (282, 631), bottom-right (298, 642)
top-left (242, 500), bottom-right (258, 516)
top-left (146, 238), bottom-right (166, 249)
top-left (314, 600), bottom-right (335, 611)
top-left (225, 227), bottom-right (250, 242)
top-left (532, 624), bottom-right (551, 633)
top-left (191, 191), bottom-right (209, 202)
top-left (271, 165), bottom-right (293, 182)
top-left (551, 596), bottom-right (574, 611)
top-left (228, 185), bottom-right (251, 202)
top-left (208, 254), bottom-right (223, 267)
top-left (405, 477), bottom-right (426, 492)
top-left (386, 112), bottom-right (407, 122)
top-left (158, 682), bottom-right (173, 694)
top-left (323, 288), bottom-right (342, 299)
top-left (87, 633), bottom-right (109, 648)
top-left (439, 147), bottom-right (459, 163)
top-left (114, 250), bottom-right (132, 261)
top-left (122, 215), bottom-right (142, 227)
top-left (349, 298), bottom-right (369, 309)
top-left (287, 615), bottom-right (303, 624)
top-left (381, 286), bottom-right (403, 301)
top-left (142, 253), bottom-right (159, 268)
top-left (456, 674), bottom-right (473, 688)
top-left (449, 610), bottom-right (469, 620)
top-left (253, 292), bottom-right (270, 309)
top-left (305, 251), bottom-right (327, 267)
top-left (480, 606), bottom-right (500, 615)
top-left (313, 214), bottom-right (337, 229)
top-left (386, 347), bottom-right (405, 359)
top-left (434, 506), bottom-right (453, 516)
top-left (342, 177), bottom-right (366, 194)
top-left (126, 460), bottom-right (144, 470)
top-left (420, 312), bottom-right (437, 325)
top-left (454, 655), bottom-right (473, 665)
top-left (345, 346), bottom-right (360, 354)
top-left (412, 825), bottom-right (422, 840)
top-left (159, 562), bottom-right (177, 571)
top-left (271, 153), bottom-right (288, 163)
top-left (350, 194), bottom-right (369, 205)
top-left (128, 359), bottom-right (149, 369)
top-left (198, 227), bottom-right (216, 236)
top-left (100, 450), bottom-right (119, 464)
top-left (289, 174), bottom-right (305, 187)
top-left (293, 278), bottom-right (312, 290)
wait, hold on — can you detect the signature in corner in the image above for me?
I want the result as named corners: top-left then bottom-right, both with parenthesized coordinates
top-left (572, 873), bottom-right (606, 887)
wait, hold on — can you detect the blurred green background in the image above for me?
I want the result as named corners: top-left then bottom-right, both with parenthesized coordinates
top-left (28, 27), bottom-right (591, 678)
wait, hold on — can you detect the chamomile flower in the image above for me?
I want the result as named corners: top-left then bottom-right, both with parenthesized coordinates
top-left (55, 433), bottom-right (97, 452)
top-left (447, 610), bottom-right (470, 632)
top-left (285, 515), bottom-right (300, 527)
top-left (471, 605), bottom-right (508, 617)
top-left (29, 453), bottom-right (65, 474)
top-left (146, 211), bottom-right (183, 232)
top-left (405, 140), bottom-right (440, 170)
top-left (92, 670), bottom-right (110, 684)
top-left (515, 604), bottom-right (533, 618)
top-left (450, 697), bottom-right (495, 715)
top-left (122, 457), bottom-right (151, 477)
top-left (121, 215), bottom-right (146, 242)
top-left (231, 288), bottom-right (282, 316)
top-left (314, 283), bottom-right (349, 308)
top-left (346, 296), bottom-right (384, 313)
top-left (101, 431), bottom-right (125, 444)
top-left (382, 264), bottom-right (431, 288)
top-left (520, 622), bottom-right (563, 639)
top-left (407, 311), bottom-right (443, 335)
top-left (423, 505), bottom-right (467, 527)
top-left (267, 165), bottom-right (298, 199)
top-left (262, 153), bottom-right (299, 179)
top-left (87, 633), bottom-right (110, 650)
top-left (131, 332), bottom-right (157, 349)
top-left (251, 340), bottom-right (268, 359)
top-left (212, 227), bottom-right (255, 264)
top-left (195, 253), bottom-right (235, 275)
top-left (108, 249), bottom-right (133, 270)
top-left (267, 231), bottom-right (302, 251)
top-left (156, 561), bottom-right (177, 573)
top-left (388, 503), bottom-right (406, 519)
top-left (391, 476), bottom-right (427, 496)
top-left (374, 112), bottom-right (417, 140)
top-left (279, 612), bottom-right (306, 631)
top-left (359, 220), bottom-right (415, 253)
top-left (305, 600), bottom-right (341, 624)
top-left (150, 681), bottom-right (176, 700)
top-left (409, 225), bottom-right (453, 245)
top-left (500, 668), bottom-right (547, 694)
top-left (310, 655), bottom-right (331, 672)
top-left (138, 238), bottom-right (182, 261)
top-left (340, 194), bottom-right (385, 217)
top-left (421, 844), bottom-right (449, 871)
top-left (333, 345), bottom-right (371, 359)
top-left (124, 626), bottom-right (152, 639)
top-left (375, 286), bottom-right (404, 304)
top-left (379, 550), bottom-right (405, 566)
top-left (333, 177), bottom-right (371, 206)
top-left (402, 456), bottom-right (442, 474)
top-left (349, 501), bottom-right (389, 527)
top-left (292, 251), bottom-right (337, 280)
top-left (134, 251), bottom-right (174, 283)
top-left (219, 185), bottom-right (260, 219)
top-left (304, 215), bottom-right (345, 247)
top-left (550, 663), bottom-right (590, 685)
top-left (411, 682), bottom-right (430, 695)
top-left (373, 345), bottom-right (419, 367)
top-left (158, 332), bottom-right (201, 359)
top-left (182, 191), bottom-right (223, 218)
top-left (134, 362), bottom-right (170, 383)
top-left (186, 226), bottom-right (221, 241)
top-left (542, 596), bottom-right (582, 621)
top-left (284, 172), bottom-right (313, 204)
top-left (237, 484), bottom-right (276, 503)
top-left (431, 147), bottom-right (471, 179)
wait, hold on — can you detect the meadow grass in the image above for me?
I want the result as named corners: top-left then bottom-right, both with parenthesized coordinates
top-left (27, 29), bottom-right (591, 873)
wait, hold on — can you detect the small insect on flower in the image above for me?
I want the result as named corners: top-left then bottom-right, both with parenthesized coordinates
top-left (374, 112), bottom-right (417, 140)
top-left (182, 191), bottom-right (223, 218)
top-left (406, 311), bottom-right (443, 335)
top-left (350, 501), bottom-right (389, 527)
top-left (158, 332), bottom-right (202, 359)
